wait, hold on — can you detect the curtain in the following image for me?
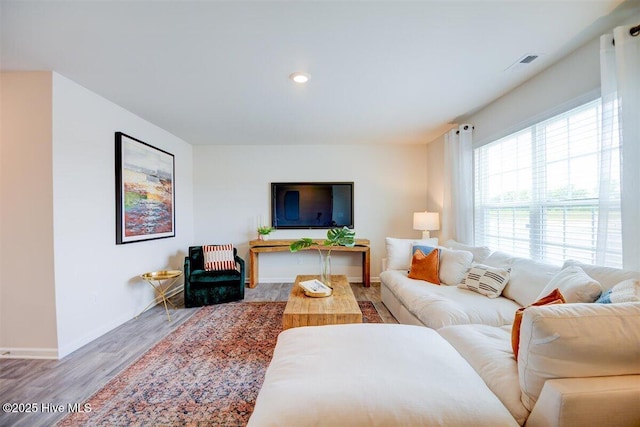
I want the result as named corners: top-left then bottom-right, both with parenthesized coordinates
top-left (597, 35), bottom-right (621, 267)
top-left (601, 25), bottom-right (640, 270)
top-left (442, 124), bottom-right (473, 244)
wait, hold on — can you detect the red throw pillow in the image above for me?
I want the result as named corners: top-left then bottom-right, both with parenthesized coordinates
top-left (408, 249), bottom-right (440, 284)
top-left (511, 288), bottom-right (566, 360)
top-left (203, 244), bottom-right (235, 271)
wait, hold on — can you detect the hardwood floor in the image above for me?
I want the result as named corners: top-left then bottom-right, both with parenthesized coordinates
top-left (0, 281), bottom-right (396, 427)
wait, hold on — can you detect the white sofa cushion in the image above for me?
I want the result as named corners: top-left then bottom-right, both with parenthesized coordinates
top-left (485, 252), bottom-right (561, 306)
top-left (439, 247), bottom-right (473, 286)
top-left (482, 250), bottom-right (514, 268)
top-left (385, 237), bottom-right (438, 271)
top-left (444, 239), bottom-right (492, 263)
top-left (438, 324), bottom-right (530, 425)
top-left (563, 259), bottom-right (640, 292)
top-left (458, 264), bottom-right (510, 298)
top-left (537, 266), bottom-right (603, 303)
top-left (506, 258), bottom-right (561, 306)
top-left (526, 376), bottom-right (640, 427)
top-left (518, 302), bottom-right (640, 411)
top-left (380, 270), bottom-right (521, 328)
top-left (248, 324), bottom-right (519, 427)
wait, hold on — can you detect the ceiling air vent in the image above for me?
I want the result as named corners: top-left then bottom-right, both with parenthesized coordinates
top-left (519, 54), bottom-right (538, 64)
top-left (505, 53), bottom-right (542, 72)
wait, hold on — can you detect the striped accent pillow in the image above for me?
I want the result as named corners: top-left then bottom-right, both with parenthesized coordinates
top-left (458, 264), bottom-right (511, 298)
top-left (203, 244), bottom-right (235, 271)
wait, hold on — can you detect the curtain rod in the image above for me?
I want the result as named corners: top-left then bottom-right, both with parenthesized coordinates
top-left (612, 24), bottom-right (639, 46)
top-left (455, 125), bottom-right (475, 135)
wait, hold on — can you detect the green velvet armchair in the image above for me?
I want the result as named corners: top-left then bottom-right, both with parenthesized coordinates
top-left (184, 246), bottom-right (245, 307)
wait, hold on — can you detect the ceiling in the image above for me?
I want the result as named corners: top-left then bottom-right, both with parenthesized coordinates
top-left (1, 0), bottom-right (638, 146)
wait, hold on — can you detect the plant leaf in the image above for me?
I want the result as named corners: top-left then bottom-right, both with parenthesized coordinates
top-left (289, 238), bottom-right (315, 252)
top-left (289, 228), bottom-right (355, 252)
top-left (326, 226), bottom-right (355, 247)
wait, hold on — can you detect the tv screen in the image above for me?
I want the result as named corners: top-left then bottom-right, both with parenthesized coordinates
top-left (271, 182), bottom-right (354, 229)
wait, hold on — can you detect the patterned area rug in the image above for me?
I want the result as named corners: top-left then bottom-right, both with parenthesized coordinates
top-left (57, 301), bottom-right (382, 427)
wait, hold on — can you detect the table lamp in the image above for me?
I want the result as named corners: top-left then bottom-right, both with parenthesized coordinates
top-left (413, 211), bottom-right (440, 240)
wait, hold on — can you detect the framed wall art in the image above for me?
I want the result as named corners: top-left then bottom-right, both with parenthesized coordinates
top-left (115, 132), bottom-right (175, 244)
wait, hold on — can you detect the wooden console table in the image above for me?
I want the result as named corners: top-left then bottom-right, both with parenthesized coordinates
top-left (249, 239), bottom-right (370, 288)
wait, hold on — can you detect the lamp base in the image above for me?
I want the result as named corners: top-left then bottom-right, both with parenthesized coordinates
top-left (421, 230), bottom-right (431, 240)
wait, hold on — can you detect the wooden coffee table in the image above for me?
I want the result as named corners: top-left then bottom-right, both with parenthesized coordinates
top-left (283, 275), bottom-right (363, 330)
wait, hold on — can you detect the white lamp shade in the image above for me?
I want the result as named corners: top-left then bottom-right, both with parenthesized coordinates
top-left (413, 211), bottom-right (440, 231)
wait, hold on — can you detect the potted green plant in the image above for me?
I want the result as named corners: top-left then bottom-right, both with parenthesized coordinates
top-left (289, 227), bottom-right (356, 287)
top-left (257, 225), bottom-right (274, 241)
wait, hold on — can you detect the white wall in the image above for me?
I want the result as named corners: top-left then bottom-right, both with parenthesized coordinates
top-left (0, 71), bottom-right (194, 359)
top-left (427, 31), bottom-right (611, 239)
top-left (467, 38), bottom-right (601, 148)
top-left (0, 72), bottom-right (58, 358)
top-left (467, 8), bottom-right (640, 147)
top-left (193, 144), bottom-right (428, 281)
top-left (52, 73), bottom-right (194, 358)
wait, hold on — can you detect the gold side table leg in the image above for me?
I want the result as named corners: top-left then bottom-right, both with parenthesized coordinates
top-left (161, 290), bottom-right (171, 322)
top-left (155, 275), bottom-right (182, 321)
top-left (137, 271), bottom-right (183, 322)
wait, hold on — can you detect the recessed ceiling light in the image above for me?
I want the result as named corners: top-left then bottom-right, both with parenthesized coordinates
top-left (289, 72), bottom-right (310, 84)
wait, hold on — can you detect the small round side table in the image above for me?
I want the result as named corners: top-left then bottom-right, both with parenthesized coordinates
top-left (138, 270), bottom-right (183, 321)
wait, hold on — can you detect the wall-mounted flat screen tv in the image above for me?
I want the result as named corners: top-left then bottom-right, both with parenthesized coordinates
top-left (271, 182), bottom-right (354, 229)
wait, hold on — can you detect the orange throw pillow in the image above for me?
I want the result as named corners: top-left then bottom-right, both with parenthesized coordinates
top-left (408, 249), bottom-right (440, 284)
top-left (511, 288), bottom-right (566, 360)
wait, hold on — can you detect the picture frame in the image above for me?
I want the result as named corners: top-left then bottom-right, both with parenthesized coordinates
top-left (115, 132), bottom-right (175, 244)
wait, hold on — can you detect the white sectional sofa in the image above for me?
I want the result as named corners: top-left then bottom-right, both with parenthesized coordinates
top-left (249, 239), bottom-right (640, 426)
top-left (380, 238), bottom-right (565, 328)
top-left (379, 238), bottom-right (640, 425)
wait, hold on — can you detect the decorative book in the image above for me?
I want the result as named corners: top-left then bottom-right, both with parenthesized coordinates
top-left (299, 279), bottom-right (332, 298)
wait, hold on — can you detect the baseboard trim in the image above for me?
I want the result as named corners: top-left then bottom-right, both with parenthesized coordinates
top-left (56, 309), bottom-right (141, 359)
top-left (0, 347), bottom-right (58, 360)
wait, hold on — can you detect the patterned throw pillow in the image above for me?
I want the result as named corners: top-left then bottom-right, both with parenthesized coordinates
top-left (511, 288), bottom-right (566, 360)
top-left (203, 244), bottom-right (235, 271)
top-left (408, 249), bottom-right (440, 284)
top-left (458, 264), bottom-right (510, 298)
top-left (596, 279), bottom-right (640, 303)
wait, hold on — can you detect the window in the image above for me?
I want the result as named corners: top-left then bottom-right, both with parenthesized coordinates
top-left (474, 99), bottom-right (622, 267)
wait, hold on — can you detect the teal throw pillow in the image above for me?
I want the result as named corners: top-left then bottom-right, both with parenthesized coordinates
top-left (412, 245), bottom-right (438, 256)
top-left (595, 289), bottom-right (612, 304)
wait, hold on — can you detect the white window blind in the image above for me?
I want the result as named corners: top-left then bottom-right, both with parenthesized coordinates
top-left (474, 99), bottom-right (622, 267)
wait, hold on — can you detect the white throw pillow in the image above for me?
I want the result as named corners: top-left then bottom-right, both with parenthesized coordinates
top-left (483, 252), bottom-right (561, 307)
top-left (518, 302), bottom-right (640, 411)
top-left (536, 266), bottom-right (603, 303)
top-left (563, 259), bottom-right (640, 292)
top-left (439, 248), bottom-right (473, 286)
top-left (444, 240), bottom-right (492, 264)
top-left (458, 264), bottom-right (510, 298)
top-left (385, 237), bottom-right (438, 271)
top-left (596, 279), bottom-right (640, 303)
